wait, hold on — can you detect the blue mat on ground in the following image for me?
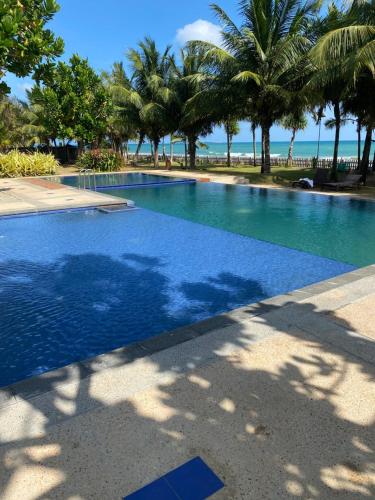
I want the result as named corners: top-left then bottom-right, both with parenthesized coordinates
top-left (124, 456), bottom-right (224, 499)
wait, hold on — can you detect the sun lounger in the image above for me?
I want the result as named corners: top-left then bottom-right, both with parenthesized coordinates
top-left (323, 174), bottom-right (362, 191)
top-left (292, 168), bottom-right (330, 189)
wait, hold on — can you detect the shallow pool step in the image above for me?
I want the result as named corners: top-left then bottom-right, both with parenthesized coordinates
top-left (97, 203), bottom-right (136, 213)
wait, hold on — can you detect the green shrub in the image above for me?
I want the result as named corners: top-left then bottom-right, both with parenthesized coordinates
top-left (77, 149), bottom-right (122, 171)
top-left (0, 151), bottom-right (58, 177)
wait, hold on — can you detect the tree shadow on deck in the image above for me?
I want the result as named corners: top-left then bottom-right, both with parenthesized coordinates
top-left (0, 255), bottom-right (374, 499)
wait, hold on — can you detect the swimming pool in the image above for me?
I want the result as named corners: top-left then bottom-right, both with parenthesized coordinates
top-left (1, 173), bottom-right (373, 387)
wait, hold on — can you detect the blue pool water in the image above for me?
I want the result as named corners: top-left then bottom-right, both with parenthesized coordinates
top-left (61, 175), bottom-right (375, 267)
top-left (59, 172), bottom-right (194, 189)
top-left (0, 208), bottom-right (355, 387)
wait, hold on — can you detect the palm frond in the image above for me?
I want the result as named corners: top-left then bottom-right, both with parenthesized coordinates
top-left (231, 70), bottom-right (261, 86)
top-left (312, 25), bottom-right (375, 67)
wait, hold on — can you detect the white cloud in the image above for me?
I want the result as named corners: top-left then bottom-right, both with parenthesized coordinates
top-left (176, 19), bottom-right (222, 47)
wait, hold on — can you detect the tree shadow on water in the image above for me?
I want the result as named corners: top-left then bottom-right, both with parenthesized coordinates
top-left (181, 272), bottom-right (266, 317)
top-left (0, 258), bottom-right (374, 499)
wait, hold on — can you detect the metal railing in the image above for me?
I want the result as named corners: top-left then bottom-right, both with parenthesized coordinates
top-left (78, 169), bottom-right (96, 190)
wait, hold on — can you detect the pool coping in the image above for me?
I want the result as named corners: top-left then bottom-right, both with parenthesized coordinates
top-left (1, 263), bottom-right (375, 407)
top-left (0, 177), bottom-right (135, 218)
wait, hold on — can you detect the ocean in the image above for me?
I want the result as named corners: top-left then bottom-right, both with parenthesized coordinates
top-left (128, 140), bottom-right (374, 160)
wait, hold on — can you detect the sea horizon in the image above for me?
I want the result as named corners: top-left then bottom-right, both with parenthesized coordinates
top-left (128, 140), bottom-right (374, 159)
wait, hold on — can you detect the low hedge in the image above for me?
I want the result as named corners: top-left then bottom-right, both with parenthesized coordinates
top-left (77, 149), bottom-right (122, 172)
top-left (0, 151), bottom-right (58, 177)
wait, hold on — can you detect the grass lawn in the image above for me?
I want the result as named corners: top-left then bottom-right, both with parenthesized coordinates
top-left (200, 165), bottom-right (315, 185)
top-left (56, 162), bottom-right (375, 199)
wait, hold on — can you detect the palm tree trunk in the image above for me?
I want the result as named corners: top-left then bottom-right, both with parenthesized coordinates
top-left (252, 123), bottom-right (256, 166)
top-left (77, 140), bottom-right (84, 156)
top-left (135, 133), bottom-right (144, 159)
top-left (184, 137), bottom-right (188, 168)
top-left (261, 127), bottom-right (265, 173)
top-left (332, 100), bottom-right (341, 180)
top-left (287, 128), bottom-right (296, 166)
top-left (360, 125), bottom-right (372, 184)
top-left (226, 122), bottom-right (231, 168)
top-left (316, 117), bottom-right (322, 160)
top-left (170, 135), bottom-right (174, 163)
top-left (262, 124), bottom-right (271, 174)
top-left (188, 135), bottom-right (197, 169)
top-left (357, 119), bottom-right (361, 170)
top-left (153, 139), bottom-right (160, 168)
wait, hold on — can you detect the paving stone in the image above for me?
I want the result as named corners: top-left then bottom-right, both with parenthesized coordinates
top-left (10, 363), bottom-right (91, 401)
top-left (81, 344), bottom-right (149, 372)
top-left (189, 315), bottom-right (237, 334)
top-left (0, 387), bottom-right (16, 408)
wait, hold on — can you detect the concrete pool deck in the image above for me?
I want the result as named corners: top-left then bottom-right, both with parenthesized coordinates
top-left (0, 174), bottom-right (374, 498)
top-left (0, 177), bottom-right (125, 216)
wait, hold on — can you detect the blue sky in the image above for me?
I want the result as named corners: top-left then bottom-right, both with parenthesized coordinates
top-left (6, 0), bottom-right (358, 142)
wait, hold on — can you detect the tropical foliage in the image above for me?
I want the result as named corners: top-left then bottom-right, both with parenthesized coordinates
top-left (0, 150), bottom-right (58, 177)
top-left (77, 149), bottom-right (122, 171)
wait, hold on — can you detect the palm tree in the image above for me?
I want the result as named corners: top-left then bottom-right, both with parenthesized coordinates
top-left (127, 38), bottom-right (176, 167)
top-left (310, 0), bottom-right (375, 180)
top-left (280, 112), bottom-right (308, 165)
top-left (224, 119), bottom-right (240, 166)
top-left (173, 46), bottom-right (215, 168)
top-left (191, 0), bottom-right (318, 173)
top-left (102, 62), bottom-right (139, 159)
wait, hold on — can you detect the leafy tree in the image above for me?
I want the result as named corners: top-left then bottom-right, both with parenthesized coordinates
top-left (0, 0), bottom-right (63, 95)
top-left (34, 55), bottom-right (111, 149)
top-left (0, 95), bottom-right (29, 146)
top-left (26, 85), bottom-right (64, 146)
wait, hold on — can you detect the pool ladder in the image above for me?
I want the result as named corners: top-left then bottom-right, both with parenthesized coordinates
top-left (78, 169), bottom-right (97, 191)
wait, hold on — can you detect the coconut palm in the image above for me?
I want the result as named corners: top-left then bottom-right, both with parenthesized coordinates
top-left (173, 46), bottom-right (216, 168)
top-left (280, 111), bottom-right (308, 164)
top-left (102, 62), bottom-right (139, 158)
top-left (190, 0), bottom-right (319, 173)
top-left (224, 119), bottom-right (240, 166)
top-left (311, 0), bottom-right (375, 179)
top-left (127, 38), bottom-right (176, 167)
